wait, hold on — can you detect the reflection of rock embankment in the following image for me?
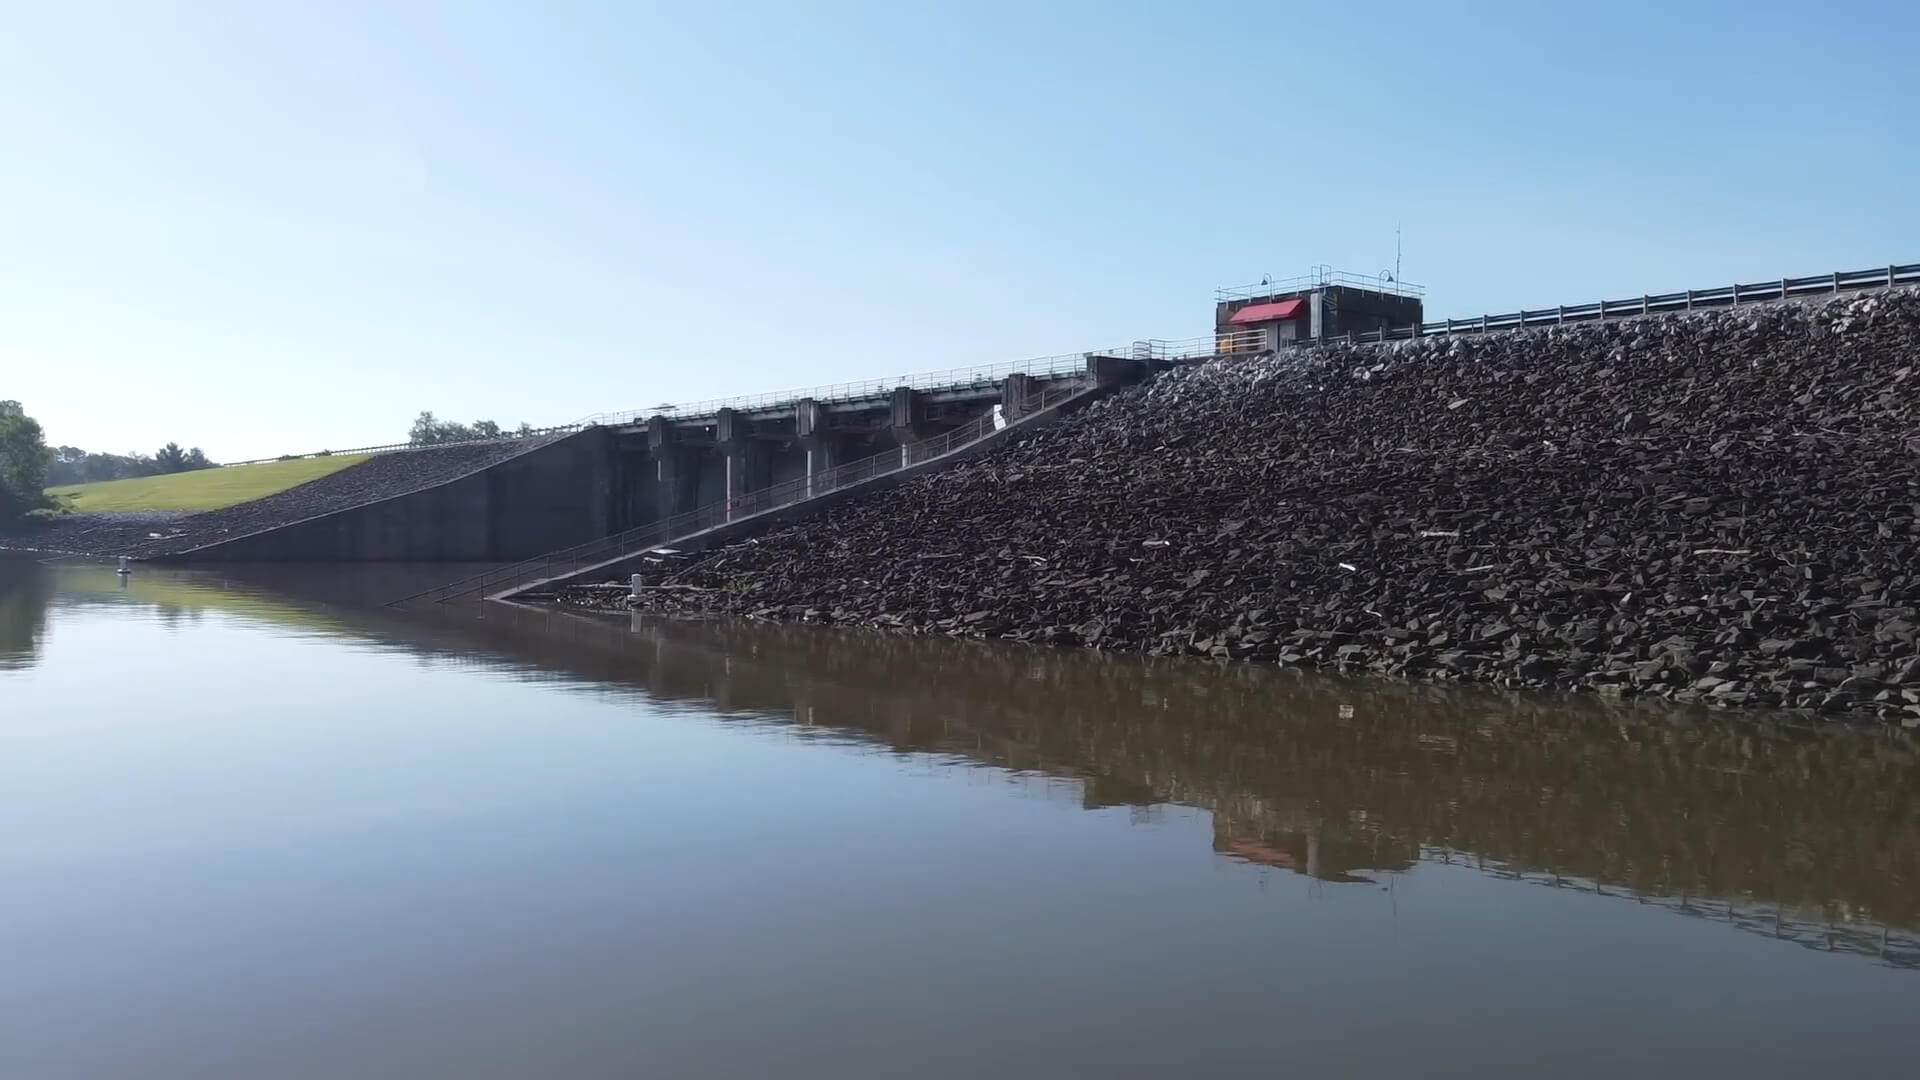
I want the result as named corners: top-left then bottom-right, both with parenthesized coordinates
top-left (66, 564), bottom-right (1920, 966)
top-left (305, 598), bottom-right (1920, 952)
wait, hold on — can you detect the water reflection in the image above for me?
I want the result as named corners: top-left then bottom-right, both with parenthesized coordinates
top-left (11, 562), bottom-right (1920, 971)
top-left (0, 557), bottom-right (50, 670)
top-left (428, 606), bottom-right (1920, 968)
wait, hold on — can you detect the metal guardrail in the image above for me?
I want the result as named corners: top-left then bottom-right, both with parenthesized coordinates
top-left (389, 378), bottom-right (1094, 607)
top-left (1312, 263), bottom-right (1920, 346)
top-left (210, 337), bottom-right (1254, 471)
top-left (1217, 267), bottom-right (1427, 303)
top-left (220, 427), bottom-right (578, 469)
top-left (234, 263), bottom-right (1914, 467)
top-left (573, 334), bottom-right (1259, 428)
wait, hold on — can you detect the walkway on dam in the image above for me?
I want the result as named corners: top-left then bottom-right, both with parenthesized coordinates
top-left (391, 373), bottom-right (1104, 607)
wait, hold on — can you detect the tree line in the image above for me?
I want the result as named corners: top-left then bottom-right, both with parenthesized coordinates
top-left (408, 411), bottom-right (537, 446)
top-left (1, 399), bottom-right (223, 525)
top-left (45, 442), bottom-right (215, 486)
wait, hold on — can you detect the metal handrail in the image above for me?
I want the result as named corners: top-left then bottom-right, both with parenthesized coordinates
top-left (390, 379), bottom-right (1093, 607)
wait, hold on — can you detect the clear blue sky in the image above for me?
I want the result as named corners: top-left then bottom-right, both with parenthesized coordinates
top-left (3, 1), bottom-right (1914, 460)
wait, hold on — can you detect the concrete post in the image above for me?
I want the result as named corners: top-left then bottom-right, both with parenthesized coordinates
top-left (796, 397), bottom-right (836, 496)
top-left (715, 407), bottom-right (771, 519)
top-left (647, 416), bottom-right (698, 521)
top-left (889, 386), bottom-right (923, 468)
top-left (652, 447), bottom-right (698, 521)
top-left (888, 387), bottom-right (921, 433)
top-left (1085, 354), bottom-right (1142, 391)
top-left (801, 435), bottom-right (844, 496)
top-left (1000, 373), bottom-right (1033, 423)
top-left (795, 398), bottom-right (824, 440)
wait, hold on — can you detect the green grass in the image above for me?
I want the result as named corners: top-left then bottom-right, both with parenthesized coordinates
top-left (45, 455), bottom-right (370, 513)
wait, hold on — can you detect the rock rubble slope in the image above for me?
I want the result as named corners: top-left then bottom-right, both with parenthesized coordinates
top-left (621, 290), bottom-right (1920, 722)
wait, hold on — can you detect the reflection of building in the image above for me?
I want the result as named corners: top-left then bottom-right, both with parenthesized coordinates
top-left (1215, 269), bottom-right (1425, 350)
top-left (1211, 817), bottom-right (1417, 884)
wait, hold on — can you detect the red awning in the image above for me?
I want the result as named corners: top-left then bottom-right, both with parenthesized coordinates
top-left (1228, 298), bottom-right (1307, 324)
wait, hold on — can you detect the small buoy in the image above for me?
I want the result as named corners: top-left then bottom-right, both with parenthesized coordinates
top-left (630, 574), bottom-right (643, 598)
top-left (116, 557), bottom-right (131, 576)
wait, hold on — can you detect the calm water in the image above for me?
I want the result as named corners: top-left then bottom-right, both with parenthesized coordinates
top-left (2, 558), bottom-right (1917, 1078)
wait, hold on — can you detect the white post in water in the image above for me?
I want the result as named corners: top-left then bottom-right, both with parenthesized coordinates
top-left (116, 557), bottom-right (131, 575)
top-left (630, 574), bottom-right (643, 598)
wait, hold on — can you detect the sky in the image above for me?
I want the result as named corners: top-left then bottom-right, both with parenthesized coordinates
top-left (1, 1), bottom-right (1915, 461)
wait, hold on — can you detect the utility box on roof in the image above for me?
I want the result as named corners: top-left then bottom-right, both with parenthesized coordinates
top-left (1215, 269), bottom-right (1425, 349)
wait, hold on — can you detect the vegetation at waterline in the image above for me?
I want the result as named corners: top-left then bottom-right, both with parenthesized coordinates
top-left (0, 400), bottom-right (53, 525)
top-left (46, 454), bottom-right (369, 513)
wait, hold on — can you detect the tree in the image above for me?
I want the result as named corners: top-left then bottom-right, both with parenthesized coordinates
top-left (154, 442), bottom-right (189, 474)
top-left (0, 401), bottom-right (51, 523)
top-left (410, 411), bottom-right (471, 446)
top-left (182, 447), bottom-right (213, 471)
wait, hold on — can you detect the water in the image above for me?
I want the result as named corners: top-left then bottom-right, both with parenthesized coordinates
top-left (2, 558), bottom-right (1917, 1079)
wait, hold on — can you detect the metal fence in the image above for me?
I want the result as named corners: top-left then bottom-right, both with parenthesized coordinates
top-left (574, 332), bottom-right (1264, 428)
top-left (1311, 262), bottom-right (1920, 346)
top-left (220, 426), bottom-right (580, 469)
top-left (389, 378), bottom-right (1095, 607)
top-left (230, 263), bottom-right (1914, 468)
top-left (215, 333), bottom-right (1261, 473)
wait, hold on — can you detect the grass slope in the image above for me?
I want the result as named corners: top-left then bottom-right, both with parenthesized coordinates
top-left (47, 455), bottom-right (370, 513)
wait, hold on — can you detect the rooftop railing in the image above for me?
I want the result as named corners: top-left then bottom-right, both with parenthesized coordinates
top-left (1216, 267), bottom-right (1427, 303)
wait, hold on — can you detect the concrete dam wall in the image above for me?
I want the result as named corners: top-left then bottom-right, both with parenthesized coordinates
top-left (616, 288), bottom-right (1920, 723)
top-left (164, 429), bottom-right (618, 562)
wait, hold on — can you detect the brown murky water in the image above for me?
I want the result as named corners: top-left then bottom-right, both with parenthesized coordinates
top-left (2, 559), bottom-right (1916, 1078)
